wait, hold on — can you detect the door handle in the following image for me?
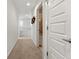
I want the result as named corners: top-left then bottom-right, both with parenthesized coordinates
top-left (62, 39), bottom-right (71, 43)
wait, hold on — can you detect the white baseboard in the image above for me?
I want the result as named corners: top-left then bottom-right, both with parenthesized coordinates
top-left (7, 39), bottom-right (17, 57)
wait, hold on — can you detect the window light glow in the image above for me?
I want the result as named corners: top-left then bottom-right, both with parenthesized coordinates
top-left (19, 20), bottom-right (23, 27)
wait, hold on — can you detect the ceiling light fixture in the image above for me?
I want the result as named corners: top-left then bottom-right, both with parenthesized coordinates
top-left (26, 3), bottom-right (30, 6)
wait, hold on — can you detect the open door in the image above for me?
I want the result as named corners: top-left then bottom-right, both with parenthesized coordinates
top-left (42, 0), bottom-right (71, 59)
top-left (47, 0), bottom-right (71, 59)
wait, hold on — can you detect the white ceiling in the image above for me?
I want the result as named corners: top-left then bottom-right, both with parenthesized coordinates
top-left (13, 0), bottom-right (41, 16)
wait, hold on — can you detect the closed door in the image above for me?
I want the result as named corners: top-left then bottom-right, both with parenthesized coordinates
top-left (47, 0), bottom-right (71, 59)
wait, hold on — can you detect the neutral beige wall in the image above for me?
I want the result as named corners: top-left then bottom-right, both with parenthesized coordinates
top-left (7, 0), bottom-right (17, 56)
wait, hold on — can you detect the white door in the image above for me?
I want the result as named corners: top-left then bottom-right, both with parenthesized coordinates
top-left (47, 0), bottom-right (71, 59)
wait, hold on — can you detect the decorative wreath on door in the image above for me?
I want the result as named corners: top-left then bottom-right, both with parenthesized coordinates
top-left (31, 16), bottom-right (35, 24)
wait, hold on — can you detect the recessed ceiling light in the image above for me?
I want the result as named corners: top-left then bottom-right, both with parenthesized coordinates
top-left (26, 3), bottom-right (30, 6)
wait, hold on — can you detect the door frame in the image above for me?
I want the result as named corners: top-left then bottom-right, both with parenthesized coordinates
top-left (42, 0), bottom-right (48, 59)
top-left (36, 2), bottom-right (43, 47)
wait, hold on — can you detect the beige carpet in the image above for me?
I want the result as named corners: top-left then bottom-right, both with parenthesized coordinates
top-left (8, 39), bottom-right (42, 59)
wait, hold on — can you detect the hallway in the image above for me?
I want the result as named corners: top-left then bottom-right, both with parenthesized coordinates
top-left (8, 39), bottom-right (42, 59)
top-left (7, 0), bottom-right (71, 59)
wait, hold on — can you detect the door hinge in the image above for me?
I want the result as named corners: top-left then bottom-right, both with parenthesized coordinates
top-left (47, 26), bottom-right (48, 30)
top-left (45, 0), bottom-right (48, 4)
top-left (47, 1), bottom-right (48, 4)
top-left (47, 51), bottom-right (48, 56)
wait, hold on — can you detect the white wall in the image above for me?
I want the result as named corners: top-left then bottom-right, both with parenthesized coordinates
top-left (7, 0), bottom-right (17, 56)
top-left (31, 22), bottom-right (36, 45)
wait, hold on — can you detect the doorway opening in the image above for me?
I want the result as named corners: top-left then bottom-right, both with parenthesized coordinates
top-left (36, 3), bottom-right (43, 47)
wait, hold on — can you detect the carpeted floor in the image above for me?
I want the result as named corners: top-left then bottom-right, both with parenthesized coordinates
top-left (7, 39), bottom-right (42, 59)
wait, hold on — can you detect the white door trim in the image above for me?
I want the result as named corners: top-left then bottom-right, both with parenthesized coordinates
top-left (42, 0), bottom-right (48, 59)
